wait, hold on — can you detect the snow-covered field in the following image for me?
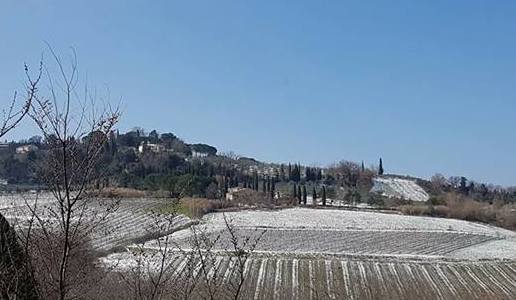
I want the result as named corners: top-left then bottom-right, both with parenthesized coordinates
top-left (101, 207), bottom-right (516, 299)
top-left (0, 193), bottom-right (193, 252)
top-left (155, 208), bottom-right (516, 260)
top-left (102, 253), bottom-right (516, 300)
top-left (371, 177), bottom-right (430, 202)
top-left (4, 193), bottom-right (516, 299)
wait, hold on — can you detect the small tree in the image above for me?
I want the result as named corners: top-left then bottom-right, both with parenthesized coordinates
top-left (312, 187), bottom-right (317, 205)
top-left (302, 185), bottom-right (307, 205)
top-left (297, 185), bottom-right (302, 204)
top-left (378, 158), bottom-right (384, 175)
top-left (28, 48), bottom-right (120, 300)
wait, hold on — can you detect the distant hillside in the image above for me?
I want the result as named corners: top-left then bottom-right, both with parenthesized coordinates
top-left (1, 128), bottom-right (515, 204)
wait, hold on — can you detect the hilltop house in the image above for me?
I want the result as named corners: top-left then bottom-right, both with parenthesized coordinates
top-left (138, 142), bottom-right (165, 154)
top-left (191, 150), bottom-right (209, 158)
top-left (16, 144), bottom-right (38, 154)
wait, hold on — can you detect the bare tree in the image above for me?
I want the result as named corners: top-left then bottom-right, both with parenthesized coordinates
top-left (0, 63), bottom-right (41, 138)
top-left (21, 47), bottom-right (120, 300)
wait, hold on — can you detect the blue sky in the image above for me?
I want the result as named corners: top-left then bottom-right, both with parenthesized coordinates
top-left (1, 1), bottom-right (516, 185)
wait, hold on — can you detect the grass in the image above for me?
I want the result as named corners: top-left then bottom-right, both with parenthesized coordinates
top-left (150, 198), bottom-right (232, 219)
top-left (398, 193), bottom-right (516, 230)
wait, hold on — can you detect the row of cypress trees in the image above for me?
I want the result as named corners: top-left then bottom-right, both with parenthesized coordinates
top-left (292, 184), bottom-right (327, 206)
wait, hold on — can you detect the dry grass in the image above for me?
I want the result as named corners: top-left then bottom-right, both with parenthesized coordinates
top-left (399, 204), bottom-right (431, 216)
top-left (179, 198), bottom-right (232, 219)
top-left (399, 193), bottom-right (516, 230)
top-left (95, 187), bottom-right (147, 198)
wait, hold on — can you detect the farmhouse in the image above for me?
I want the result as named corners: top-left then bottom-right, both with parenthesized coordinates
top-left (138, 142), bottom-right (165, 154)
top-left (15, 144), bottom-right (38, 154)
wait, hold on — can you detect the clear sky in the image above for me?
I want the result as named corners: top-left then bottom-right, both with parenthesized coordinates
top-left (1, 1), bottom-right (516, 186)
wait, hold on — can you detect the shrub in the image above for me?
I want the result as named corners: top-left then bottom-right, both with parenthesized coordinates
top-left (399, 205), bottom-right (430, 216)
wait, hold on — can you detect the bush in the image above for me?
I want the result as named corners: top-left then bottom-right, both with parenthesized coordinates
top-left (179, 198), bottom-right (231, 218)
top-left (428, 196), bottom-right (446, 206)
top-left (399, 205), bottom-right (430, 216)
top-left (398, 193), bottom-right (516, 230)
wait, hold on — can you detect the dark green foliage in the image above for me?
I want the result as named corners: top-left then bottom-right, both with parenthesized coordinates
top-left (312, 187), bottom-right (317, 203)
top-left (293, 184), bottom-right (297, 199)
top-left (290, 164), bottom-right (301, 182)
top-left (322, 186), bottom-right (327, 206)
top-left (379, 158), bottom-right (384, 175)
top-left (367, 193), bottom-right (385, 207)
top-left (302, 185), bottom-right (307, 205)
top-left (298, 185), bottom-right (302, 204)
top-left (140, 173), bottom-right (215, 197)
top-left (0, 214), bottom-right (39, 299)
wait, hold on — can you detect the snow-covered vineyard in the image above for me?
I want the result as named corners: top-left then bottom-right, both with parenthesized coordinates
top-left (371, 177), bottom-right (430, 202)
top-left (0, 194), bottom-right (192, 252)
top-left (3, 194), bottom-right (516, 299)
top-left (103, 253), bottom-right (516, 300)
top-left (173, 228), bottom-right (498, 257)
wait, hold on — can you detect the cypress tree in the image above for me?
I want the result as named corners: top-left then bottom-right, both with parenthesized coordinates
top-left (322, 186), bottom-right (327, 206)
top-left (302, 185), bottom-right (307, 205)
top-left (253, 172), bottom-right (258, 190)
top-left (267, 176), bottom-right (271, 193)
top-left (262, 178), bottom-right (266, 193)
top-left (312, 187), bottom-right (317, 205)
top-left (379, 158), bottom-right (384, 175)
top-left (288, 163), bottom-right (292, 181)
top-left (297, 185), bottom-right (302, 204)
top-left (293, 184), bottom-right (297, 199)
top-left (361, 161), bottom-right (365, 172)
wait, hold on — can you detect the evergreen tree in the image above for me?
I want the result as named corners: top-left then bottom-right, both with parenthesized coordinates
top-left (322, 186), bottom-right (327, 206)
top-left (298, 185), bottom-right (302, 204)
top-left (254, 172), bottom-right (259, 191)
top-left (262, 178), bottom-right (266, 193)
top-left (288, 163), bottom-right (292, 181)
top-left (302, 185), bottom-right (307, 205)
top-left (293, 184), bottom-right (297, 199)
top-left (379, 158), bottom-right (384, 175)
top-left (361, 161), bottom-right (365, 172)
top-left (306, 167), bottom-right (311, 181)
top-left (280, 164), bottom-right (286, 181)
top-left (267, 176), bottom-right (271, 193)
top-left (312, 187), bottom-right (317, 205)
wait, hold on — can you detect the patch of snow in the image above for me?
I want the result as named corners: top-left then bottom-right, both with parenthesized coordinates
top-left (370, 177), bottom-right (429, 202)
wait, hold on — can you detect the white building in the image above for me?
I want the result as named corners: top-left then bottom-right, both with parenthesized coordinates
top-left (192, 150), bottom-right (208, 158)
top-left (138, 142), bottom-right (165, 154)
top-left (16, 144), bottom-right (39, 154)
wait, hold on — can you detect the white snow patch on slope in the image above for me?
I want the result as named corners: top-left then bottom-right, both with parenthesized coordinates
top-left (371, 177), bottom-right (429, 202)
